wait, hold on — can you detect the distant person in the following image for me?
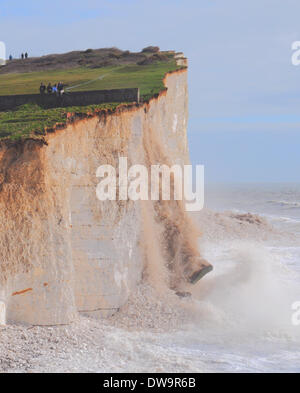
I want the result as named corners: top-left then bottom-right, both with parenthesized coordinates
top-left (57, 81), bottom-right (65, 96)
top-left (47, 83), bottom-right (53, 94)
top-left (25, 52), bottom-right (28, 59)
top-left (21, 53), bottom-right (24, 59)
top-left (52, 84), bottom-right (58, 95)
top-left (9, 55), bottom-right (12, 61)
top-left (39, 82), bottom-right (46, 95)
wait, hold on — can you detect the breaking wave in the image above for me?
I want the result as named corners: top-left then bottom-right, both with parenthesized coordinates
top-left (267, 200), bottom-right (300, 209)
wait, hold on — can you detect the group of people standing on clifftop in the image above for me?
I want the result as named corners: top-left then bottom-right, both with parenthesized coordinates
top-left (39, 81), bottom-right (66, 96)
top-left (8, 52), bottom-right (29, 61)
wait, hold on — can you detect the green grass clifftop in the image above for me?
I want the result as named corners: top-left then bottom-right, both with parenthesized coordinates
top-left (0, 47), bottom-right (186, 140)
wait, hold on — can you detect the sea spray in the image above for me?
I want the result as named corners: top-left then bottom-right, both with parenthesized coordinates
top-left (191, 240), bottom-right (300, 341)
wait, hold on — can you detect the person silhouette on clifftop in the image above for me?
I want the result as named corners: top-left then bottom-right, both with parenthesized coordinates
top-left (47, 83), bottom-right (53, 94)
top-left (39, 83), bottom-right (46, 95)
top-left (57, 81), bottom-right (65, 96)
top-left (52, 84), bottom-right (58, 95)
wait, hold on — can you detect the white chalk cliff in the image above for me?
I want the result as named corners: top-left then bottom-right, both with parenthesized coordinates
top-left (0, 68), bottom-right (211, 325)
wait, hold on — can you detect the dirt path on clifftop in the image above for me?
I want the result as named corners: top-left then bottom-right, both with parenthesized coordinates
top-left (66, 74), bottom-right (108, 91)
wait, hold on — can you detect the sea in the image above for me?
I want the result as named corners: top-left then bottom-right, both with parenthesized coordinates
top-left (106, 183), bottom-right (300, 373)
top-left (186, 182), bottom-right (300, 372)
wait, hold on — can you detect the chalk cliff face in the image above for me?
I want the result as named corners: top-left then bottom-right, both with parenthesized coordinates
top-left (0, 68), bottom-right (208, 325)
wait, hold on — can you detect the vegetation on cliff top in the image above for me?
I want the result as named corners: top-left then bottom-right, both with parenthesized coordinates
top-left (0, 48), bottom-right (185, 141)
top-left (0, 103), bottom-right (121, 140)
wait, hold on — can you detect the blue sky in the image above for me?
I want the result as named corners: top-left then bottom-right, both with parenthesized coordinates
top-left (1, 0), bottom-right (300, 183)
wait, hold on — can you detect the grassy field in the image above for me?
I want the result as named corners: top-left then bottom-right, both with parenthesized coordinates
top-left (0, 62), bottom-right (179, 100)
top-left (0, 102), bottom-right (121, 140)
top-left (0, 60), bottom-right (181, 140)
